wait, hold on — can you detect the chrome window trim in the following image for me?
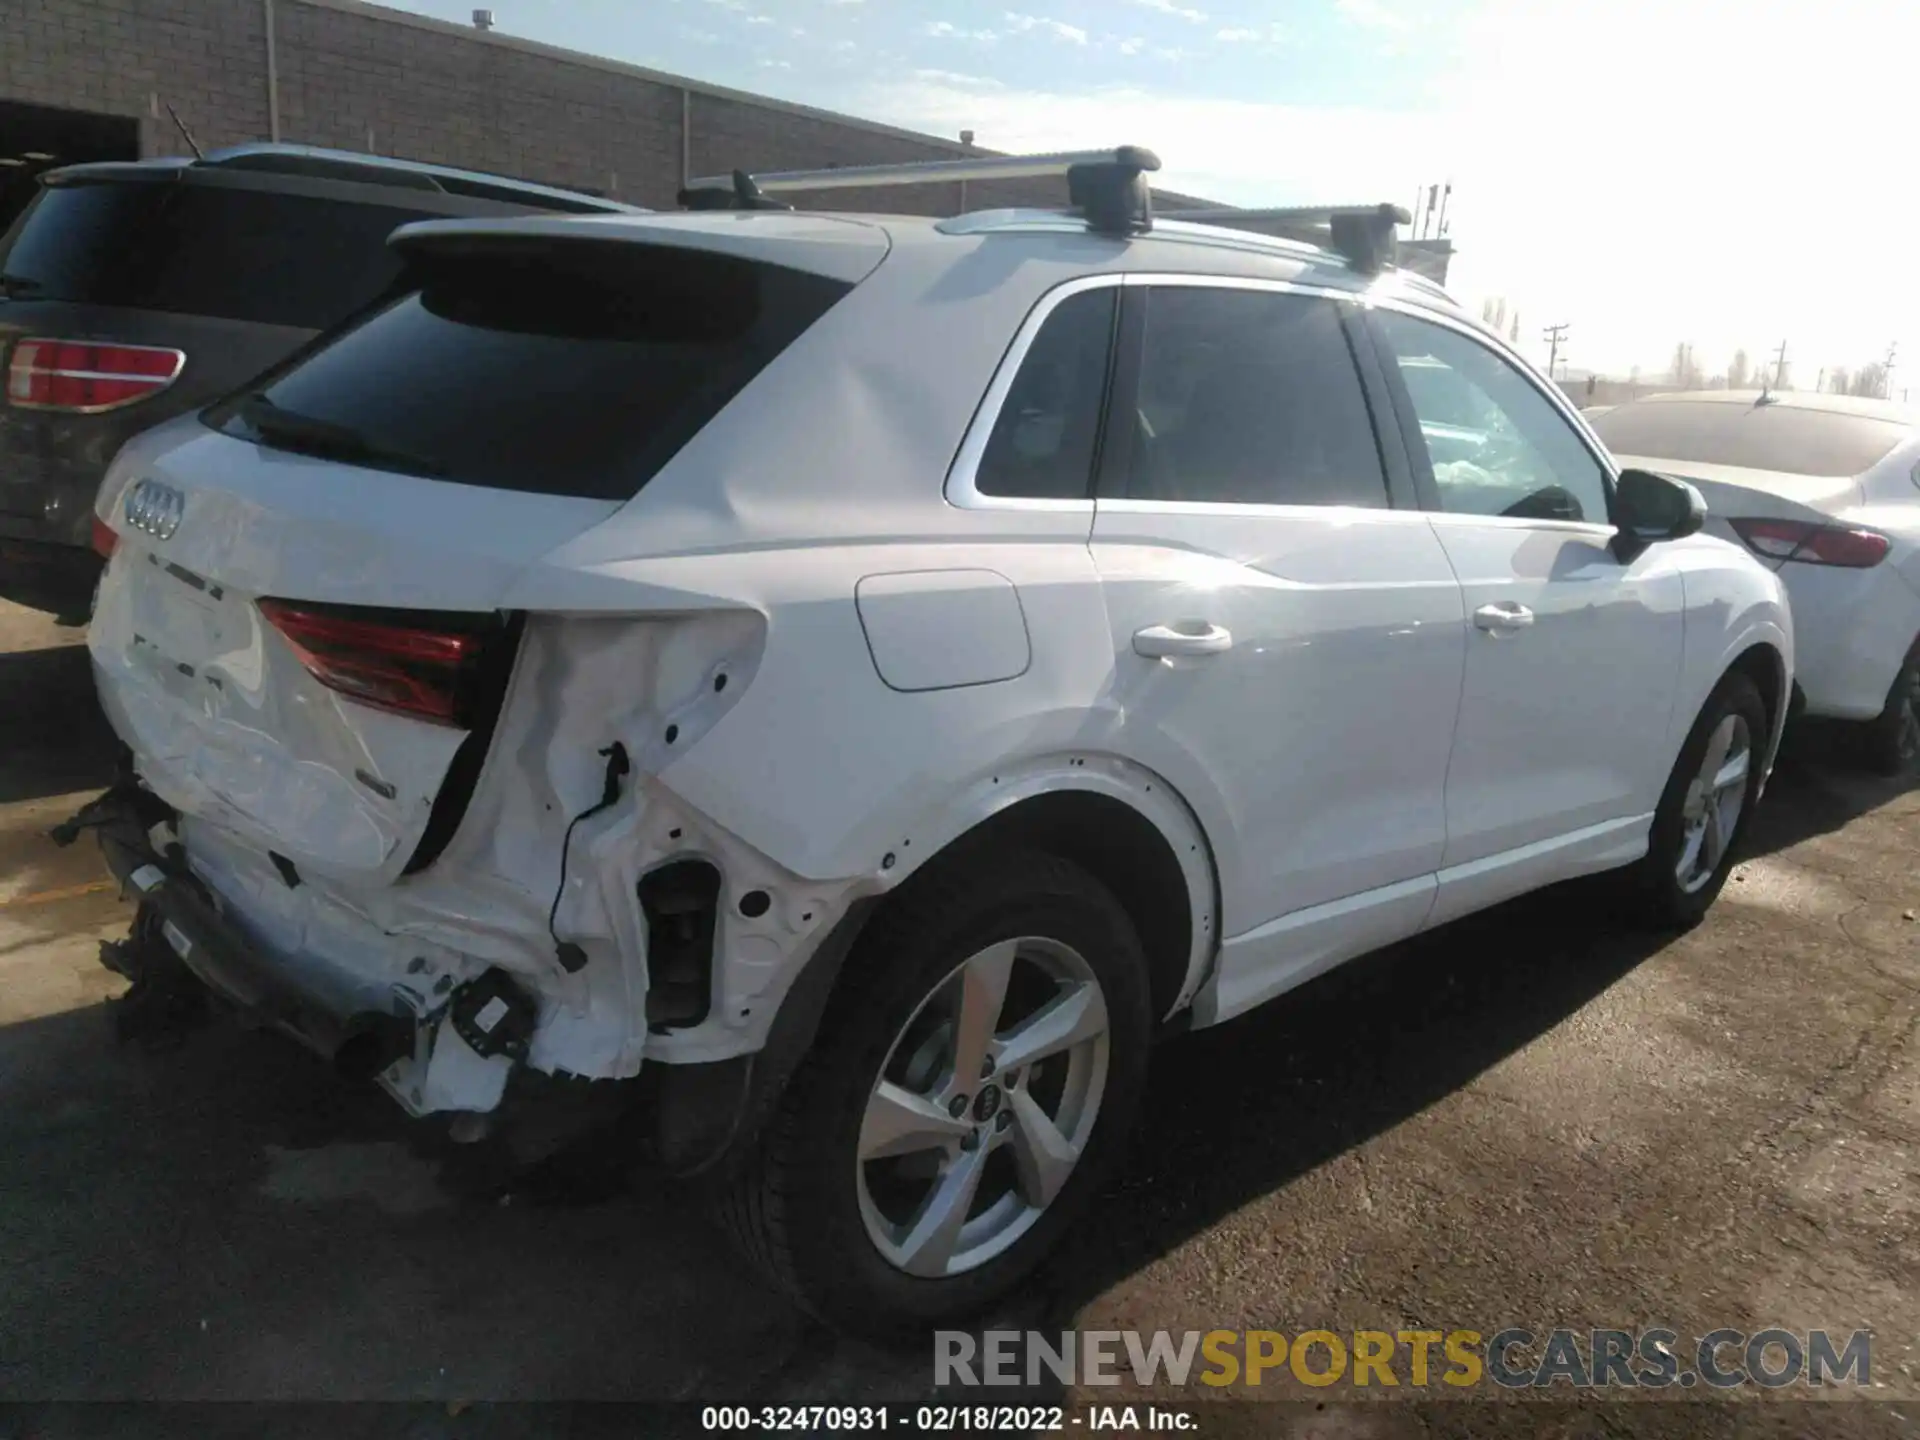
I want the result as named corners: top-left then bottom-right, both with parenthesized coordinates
top-left (1422, 509), bottom-right (1616, 539)
top-left (1097, 497), bottom-right (1434, 522)
top-left (946, 271), bottom-right (1380, 513)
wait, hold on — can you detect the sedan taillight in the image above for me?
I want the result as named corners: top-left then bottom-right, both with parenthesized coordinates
top-left (6, 338), bottom-right (186, 412)
top-left (1728, 517), bottom-right (1890, 568)
top-left (258, 598), bottom-right (499, 727)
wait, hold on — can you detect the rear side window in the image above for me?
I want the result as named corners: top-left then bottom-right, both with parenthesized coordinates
top-left (208, 240), bottom-right (852, 501)
top-left (0, 180), bottom-right (427, 329)
top-left (1590, 400), bottom-right (1911, 477)
top-left (1120, 287), bottom-right (1388, 507)
top-left (975, 287), bottom-right (1116, 500)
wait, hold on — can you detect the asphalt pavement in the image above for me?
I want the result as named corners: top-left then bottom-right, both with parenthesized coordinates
top-left (2, 598), bottom-right (1916, 1437)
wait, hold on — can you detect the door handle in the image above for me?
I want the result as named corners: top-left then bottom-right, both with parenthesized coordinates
top-left (1133, 621), bottom-right (1233, 658)
top-left (1472, 602), bottom-right (1535, 634)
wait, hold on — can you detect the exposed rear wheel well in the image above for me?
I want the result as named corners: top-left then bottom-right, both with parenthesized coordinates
top-left (881, 790), bottom-right (1196, 1024)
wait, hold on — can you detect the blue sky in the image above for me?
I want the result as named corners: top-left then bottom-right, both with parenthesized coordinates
top-left (388, 0), bottom-right (1919, 389)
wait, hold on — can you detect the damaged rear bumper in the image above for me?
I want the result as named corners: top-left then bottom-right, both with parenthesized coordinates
top-left (66, 781), bottom-right (542, 1118)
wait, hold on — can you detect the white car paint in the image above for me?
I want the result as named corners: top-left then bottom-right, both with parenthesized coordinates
top-left (87, 208), bottom-right (1792, 1120)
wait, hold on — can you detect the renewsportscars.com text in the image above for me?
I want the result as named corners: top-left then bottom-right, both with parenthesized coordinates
top-left (935, 1327), bottom-right (1872, 1389)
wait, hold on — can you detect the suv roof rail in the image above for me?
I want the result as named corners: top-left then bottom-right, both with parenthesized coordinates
top-left (681, 146), bottom-right (1163, 237)
top-left (680, 147), bottom-right (1411, 272)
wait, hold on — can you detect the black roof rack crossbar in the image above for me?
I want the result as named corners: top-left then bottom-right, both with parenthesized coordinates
top-left (682, 146), bottom-right (1162, 236)
top-left (677, 168), bottom-right (794, 213)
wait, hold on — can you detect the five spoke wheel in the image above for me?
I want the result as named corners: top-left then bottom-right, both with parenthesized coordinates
top-left (856, 936), bottom-right (1110, 1278)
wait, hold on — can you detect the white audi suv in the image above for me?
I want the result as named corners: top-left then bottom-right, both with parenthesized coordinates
top-left (66, 149), bottom-right (1792, 1329)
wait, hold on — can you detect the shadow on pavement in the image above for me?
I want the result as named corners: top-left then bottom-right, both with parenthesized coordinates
top-left (1738, 725), bottom-right (1914, 862)
top-left (1026, 875), bottom-right (1668, 1327)
top-left (0, 643), bottom-right (118, 805)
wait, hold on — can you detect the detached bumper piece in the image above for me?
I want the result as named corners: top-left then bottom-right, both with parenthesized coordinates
top-left (65, 783), bottom-right (413, 1076)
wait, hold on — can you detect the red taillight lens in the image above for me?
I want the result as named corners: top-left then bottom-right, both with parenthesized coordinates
top-left (90, 515), bottom-right (118, 559)
top-left (6, 338), bottom-right (185, 412)
top-left (1729, 518), bottom-right (1890, 568)
top-left (258, 598), bottom-right (492, 726)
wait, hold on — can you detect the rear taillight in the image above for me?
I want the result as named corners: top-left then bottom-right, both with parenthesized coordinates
top-left (90, 515), bottom-right (118, 559)
top-left (1728, 518), bottom-right (1890, 568)
top-left (258, 599), bottom-right (500, 727)
top-left (6, 338), bottom-right (185, 412)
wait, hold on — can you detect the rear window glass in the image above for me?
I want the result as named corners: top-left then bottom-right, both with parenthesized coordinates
top-left (975, 288), bottom-right (1116, 500)
top-left (207, 240), bottom-right (852, 501)
top-left (0, 180), bottom-right (429, 328)
top-left (1590, 400), bottom-right (1911, 477)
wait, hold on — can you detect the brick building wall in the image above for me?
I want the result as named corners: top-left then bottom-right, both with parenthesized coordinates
top-left (0, 0), bottom-right (1212, 216)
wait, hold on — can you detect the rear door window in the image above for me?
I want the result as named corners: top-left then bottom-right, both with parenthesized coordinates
top-left (1116, 286), bottom-right (1390, 507)
top-left (0, 180), bottom-right (429, 328)
top-left (208, 239), bottom-right (852, 501)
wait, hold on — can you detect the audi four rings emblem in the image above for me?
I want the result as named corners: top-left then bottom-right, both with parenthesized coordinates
top-left (123, 479), bottom-right (185, 541)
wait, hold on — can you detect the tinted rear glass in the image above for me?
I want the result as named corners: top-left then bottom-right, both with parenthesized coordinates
top-left (0, 179), bottom-right (429, 328)
top-left (1591, 400), bottom-right (1911, 477)
top-left (207, 239), bottom-right (852, 501)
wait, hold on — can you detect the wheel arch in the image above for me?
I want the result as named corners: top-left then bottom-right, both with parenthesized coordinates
top-left (1725, 638), bottom-right (1789, 765)
top-left (657, 758), bottom-right (1221, 1180)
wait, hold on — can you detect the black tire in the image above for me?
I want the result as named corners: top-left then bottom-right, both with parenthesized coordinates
top-left (1859, 650), bottom-right (1920, 778)
top-left (1627, 671), bottom-right (1768, 930)
top-left (714, 849), bottom-right (1152, 1335)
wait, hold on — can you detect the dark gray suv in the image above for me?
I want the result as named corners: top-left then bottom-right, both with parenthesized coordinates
top-left (0, 143), bottom-right (640, 621)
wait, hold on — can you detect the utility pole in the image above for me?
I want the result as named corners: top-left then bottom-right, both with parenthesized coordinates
top-left (1771, 339), bottom-right (1789, 390)
top-left (1542, 322), bottom-right (1569, 379)
top-left (1883, 341), bottom-right (1898, 400)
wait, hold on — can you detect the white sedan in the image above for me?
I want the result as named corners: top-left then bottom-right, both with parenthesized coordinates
top-left (1594, 391), bottom-right (1920, 773)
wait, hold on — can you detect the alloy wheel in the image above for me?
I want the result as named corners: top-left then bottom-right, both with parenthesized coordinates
top-left (1675, 712), bottom-right (1752, 894)
top-left (855, 936), bottom-right (1110, 1278)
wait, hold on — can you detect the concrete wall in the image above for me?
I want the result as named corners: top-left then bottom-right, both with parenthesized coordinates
top-left (0, 0), bottom-right (1210, 215)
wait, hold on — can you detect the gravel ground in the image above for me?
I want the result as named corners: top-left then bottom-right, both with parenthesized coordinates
top-left (1, 597), bottom-right (1915, 1437)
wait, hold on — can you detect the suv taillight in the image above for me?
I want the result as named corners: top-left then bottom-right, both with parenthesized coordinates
top-left (1728, 517), bottom-right (1890, 568)
top-left (6, 338), bottom-right (185, 412)
top-left (258, 599), bottom-right (500, 727)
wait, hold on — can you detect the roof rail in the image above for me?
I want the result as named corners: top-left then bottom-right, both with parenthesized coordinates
top-left (1161, 204), bottom-right (1412, 275)
top-left (681, 146), bottom-right (1163, 236)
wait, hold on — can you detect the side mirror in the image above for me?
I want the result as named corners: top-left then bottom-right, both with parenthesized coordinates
top-left (1611, 468), bottom-right (1706, 561)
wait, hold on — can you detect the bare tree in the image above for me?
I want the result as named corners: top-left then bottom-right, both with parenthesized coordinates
top-left (1728, 349), bottom-right (1752, 390)
top-left (1829, 366), bottom-right (1852, 395)
top-left (1851, 362), bottom-right (1887, 397)
top-left (1509, 311), bottom-right (1520, 345)
top-left (1668, 342), bottom-right (1700, 389)
top-left (1480, 297), bottom-right (1509, 333)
